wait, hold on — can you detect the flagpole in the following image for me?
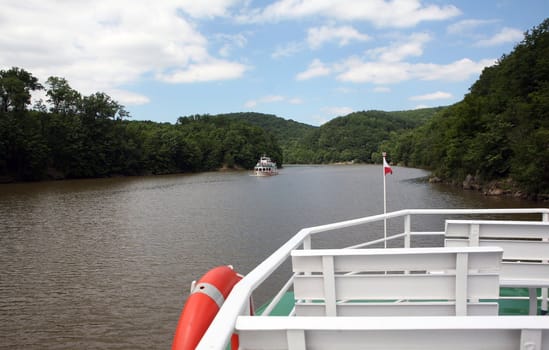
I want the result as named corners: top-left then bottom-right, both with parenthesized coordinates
top-left (382, 152), bottom-right (387, 248)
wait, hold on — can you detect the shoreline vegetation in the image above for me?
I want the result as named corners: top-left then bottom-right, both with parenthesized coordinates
top-left (1, 19), bottom-right (548, 200)
top-left (428, 175), bottom-right (547, 201)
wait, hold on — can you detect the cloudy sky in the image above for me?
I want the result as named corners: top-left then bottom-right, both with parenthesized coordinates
top-left (1, 1), bottom-right (547, 126)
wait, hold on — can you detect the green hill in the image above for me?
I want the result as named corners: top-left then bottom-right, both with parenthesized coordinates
top-left (218, 112), bottom-right (316, 144)
top-left (298, 108), bottom-right (443, 164)
top-left (210, 108), bottom-right (441, 164)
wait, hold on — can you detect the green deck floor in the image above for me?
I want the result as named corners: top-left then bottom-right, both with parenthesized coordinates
top-left (256, 289), bottom-right (546, 316)
top-left (496, 287), bottom-right (545, 315)
top-left (226, 289), bottom-right (545, 349)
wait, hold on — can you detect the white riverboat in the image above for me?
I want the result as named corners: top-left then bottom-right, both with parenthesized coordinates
top-left (253, 155), bottom-right (278, 176)
top-left (174, 208), bottom-right (549, 350)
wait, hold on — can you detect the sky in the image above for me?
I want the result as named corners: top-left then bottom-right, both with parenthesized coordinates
top-left (1, 1), bottom-right (547, 126)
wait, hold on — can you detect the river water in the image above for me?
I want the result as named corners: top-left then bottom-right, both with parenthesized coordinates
top-left (0, 165), bottom-right (541, 349)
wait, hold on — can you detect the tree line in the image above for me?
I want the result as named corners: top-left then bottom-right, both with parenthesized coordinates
top-left (0, 69), bottom-right (281, 182)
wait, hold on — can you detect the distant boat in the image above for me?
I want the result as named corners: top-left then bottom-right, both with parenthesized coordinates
top-left (253, 155), bottom-right (278, 176)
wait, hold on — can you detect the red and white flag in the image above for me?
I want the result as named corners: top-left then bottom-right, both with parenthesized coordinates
top-left (383, 157), bottom-right (392, 175)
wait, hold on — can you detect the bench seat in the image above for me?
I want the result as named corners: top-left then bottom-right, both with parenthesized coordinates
top-left (445, 220), bottom-right (549, 315)
top-left (291, 247), bottom-right (502, 317)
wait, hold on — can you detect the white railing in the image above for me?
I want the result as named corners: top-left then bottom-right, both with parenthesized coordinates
top-left (236, 316), bottom-right (549, 350)
top-left (196, 208), bottom-right (549, 350)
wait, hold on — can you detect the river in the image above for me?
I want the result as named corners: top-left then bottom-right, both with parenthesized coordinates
top-left (0, 165), bottom-right (541, 349)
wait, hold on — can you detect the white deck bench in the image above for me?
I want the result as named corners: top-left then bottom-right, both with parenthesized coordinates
top-left (445, 220), bottom-right (549, 315)
top-left (291, 247), bottom-right (503, 317)
top-left (236, 316), bottom-right (549, 350)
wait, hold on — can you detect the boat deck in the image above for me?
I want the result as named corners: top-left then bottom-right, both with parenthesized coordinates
top-left (255, 288), bottom-right (542, 317)
top-left (193, 209), bottom-right (549, 350)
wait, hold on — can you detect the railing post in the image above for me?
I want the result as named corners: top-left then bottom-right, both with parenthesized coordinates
top-left (543, 213), bottom-right (549, 222)
top-left (404, 214), bottom-right (411, 248)
top-left (303, 235), bottom-right (311, 250)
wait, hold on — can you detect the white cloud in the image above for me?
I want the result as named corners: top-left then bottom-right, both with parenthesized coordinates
top-left (373, 86), bottom-right (391, 93)
top-left (447, 19), bottom-right (497, 35)
top-left (288, 97), bottom-right (304, 105)
top-left (410, 91), bottom-right (452, 101)
top-left (307, 24), bottom-right (370, 49)
top-left (0, 0), bottom-right (246, 106)
top-left (108, 89), bottom-right (151, 106)
top-left (272, 42), bottom-right (304, 59)
top-left (413, 104), bottom-right (430, 109)
top-left (299, 33), bottom-right (432, 83)
top-left (239, 0), bottom-right (460, 28)
top-left (275, 24), bottom-right (370, 58)
top-left (262, 95), bottom-right (285, 103)
top-left (296, 29), bottom-right (496, 85)
top-left (447, 20), bottom-right (524, 47)
top-left (336, 57), bottom-right (495, 84)
top-left (296, 59), bottom-right (332, 80)
top-left (367, 33), bottom-right (431, 62)
top-left (156, 60), bottom-right (248, 83)
top-left (337, 59), bottom-right (412, 84)
top-left (413, 58), bottom-right (496, 81)
top-left (176, 0), bottom-right (242, 18)
top-left (335, 87), bottom-right (355, 94)
top-left (475, 27), bottom-right (524, 47)
top-left (244, 95), bottom-right (302, 109)
top-left (216, 33), bottom-right (248, 57)
top-left (323, 106), bottom-right (354, 117)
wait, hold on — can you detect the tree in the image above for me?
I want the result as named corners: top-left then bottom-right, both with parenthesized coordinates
top-left (45, 76), bottom-right (81, 114)
top-left (0, 67), bottom-right (42, 113)
top-left (0, 68), bottom-right (45, 180)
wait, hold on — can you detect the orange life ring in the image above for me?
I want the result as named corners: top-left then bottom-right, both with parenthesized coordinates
top-left (172, 265), bottom-right (242, 350)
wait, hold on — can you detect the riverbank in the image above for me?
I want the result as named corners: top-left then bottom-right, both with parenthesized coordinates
top-left (429, 174), bottom-right (549, 201)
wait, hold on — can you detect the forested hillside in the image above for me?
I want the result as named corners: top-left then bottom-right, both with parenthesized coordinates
top-left (191, 112), bottom-right (316, 164)
top-left (216, 112), bottom-right (315, 145)
top-left (286, 108), bottom-right (442, 164)
top-left (383, 18), bottom-right (549, 196)
top-left (211, 109), bottom-right (440, 164)
top-left (0, 70), bottom-right (281, 182)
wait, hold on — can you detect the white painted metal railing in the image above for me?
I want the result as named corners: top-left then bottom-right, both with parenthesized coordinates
top-left (196, 208), bottom-right (549, 350)
top-left (236, 316), bottom-right (549, 350)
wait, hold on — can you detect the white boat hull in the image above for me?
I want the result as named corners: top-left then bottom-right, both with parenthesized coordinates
top-left (253, 170), bottom-right (277, 176)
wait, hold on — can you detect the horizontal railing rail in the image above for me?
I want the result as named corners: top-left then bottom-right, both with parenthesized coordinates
top-left (236, 316), bottom-right (549, 349)
top-left (196, 208), bottom-right (549, 350)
